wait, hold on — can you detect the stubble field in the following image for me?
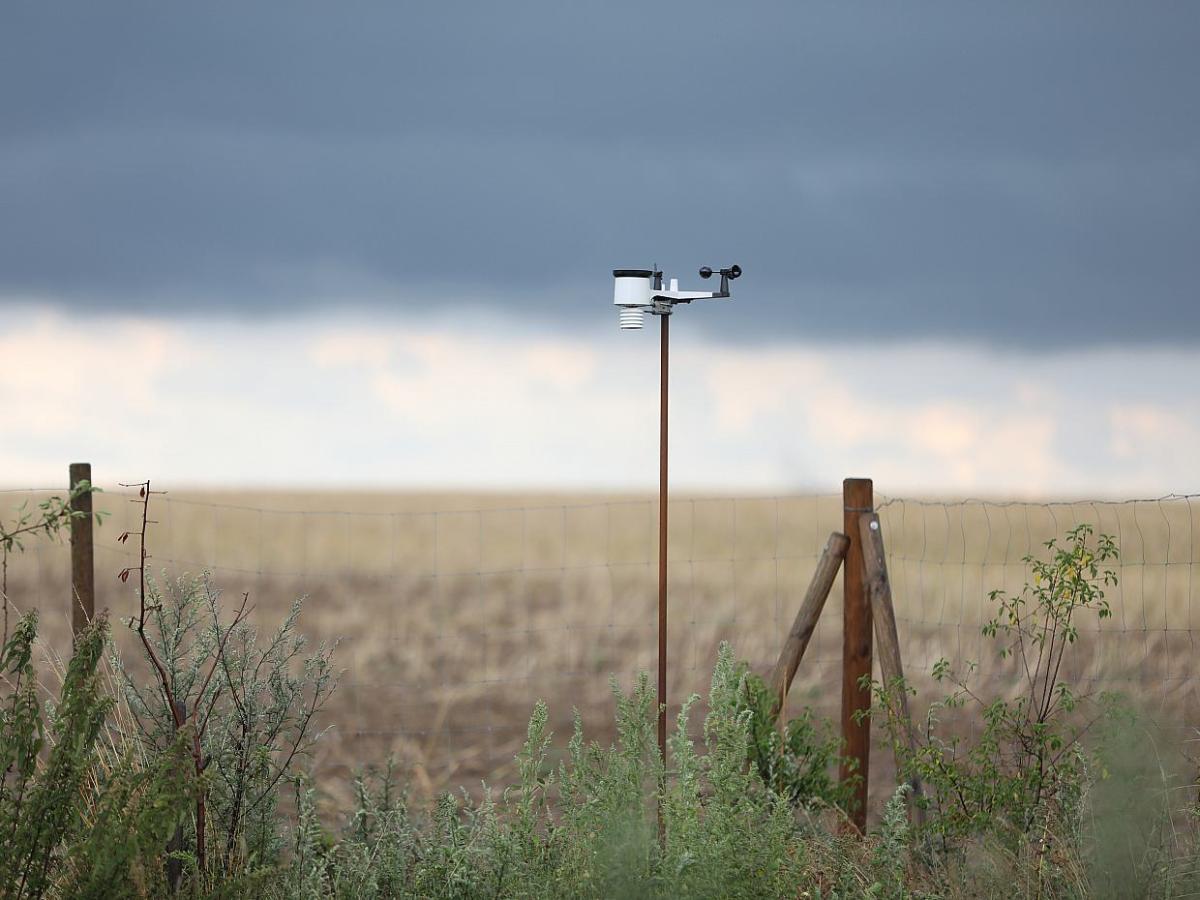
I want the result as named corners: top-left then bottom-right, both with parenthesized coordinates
top-left (4, 486), bottom-right (1198, 814)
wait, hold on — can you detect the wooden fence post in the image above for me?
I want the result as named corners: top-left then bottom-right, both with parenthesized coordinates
top-left (859, 511), bottom-right (925, 825)
top-left (768, 531), bottom-right (849, 719)
top-left (69, 462), bottom-right (95, 640)
top-left (840, 477), bottom-right (873, 832)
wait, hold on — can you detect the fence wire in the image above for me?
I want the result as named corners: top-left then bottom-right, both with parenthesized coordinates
top-left (4, 486), bottom-right (1198, 800)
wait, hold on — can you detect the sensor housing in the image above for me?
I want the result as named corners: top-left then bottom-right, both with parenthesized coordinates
top-left (611, 265), bottom-right (738, 329)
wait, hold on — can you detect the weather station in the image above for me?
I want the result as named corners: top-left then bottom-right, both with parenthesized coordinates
top-left (611, 264), bottom-right (742, 765)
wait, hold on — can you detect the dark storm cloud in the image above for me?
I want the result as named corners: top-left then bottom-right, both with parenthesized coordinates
top-left (1, 2), bottom-right (1198, 344)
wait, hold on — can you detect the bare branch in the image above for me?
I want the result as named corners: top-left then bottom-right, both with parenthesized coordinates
top-left (193, 591), bottom-right (252, 733)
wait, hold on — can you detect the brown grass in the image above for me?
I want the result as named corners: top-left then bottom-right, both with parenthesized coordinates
top-left (4, 487), bottom-right (1198, 814)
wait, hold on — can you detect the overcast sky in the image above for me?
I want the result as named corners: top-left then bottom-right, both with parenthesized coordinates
top-left (3, 2), bottom-right (1198, 345)
top-left (2, 5), bottom-right (1199, 494)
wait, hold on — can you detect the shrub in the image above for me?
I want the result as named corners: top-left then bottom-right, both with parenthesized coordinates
top-left (658, 646), bottom-right (804, 899)
top-left (873, 523), bottom-right (1122, 855)
top-left (730, 664), bottom-right (855, 811)
top-left (268, 643), bottom-right (809, 899)
top-left (116, 572), bottom-right (336, 880)
top-left (0, 611), bottom-right (194, 899)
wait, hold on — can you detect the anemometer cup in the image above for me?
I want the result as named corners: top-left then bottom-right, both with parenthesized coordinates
top-left (698, 264), bottom-right (742, 294)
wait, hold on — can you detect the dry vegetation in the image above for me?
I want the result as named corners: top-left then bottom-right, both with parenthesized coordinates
top-left (4, 486), bottom-right (1198, 814)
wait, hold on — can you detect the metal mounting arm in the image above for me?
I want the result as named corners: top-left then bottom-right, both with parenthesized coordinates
top-left (650, 286), bottom-right (729, 310)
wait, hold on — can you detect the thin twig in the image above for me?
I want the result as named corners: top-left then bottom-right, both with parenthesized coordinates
top-left (124, 481), bottom-right (181, 730)
top-left (194, 592), bottom-right (252, 735)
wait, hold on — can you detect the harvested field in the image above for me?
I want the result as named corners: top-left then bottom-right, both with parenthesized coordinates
top-left (4, 486), bottom-right (1198, 813)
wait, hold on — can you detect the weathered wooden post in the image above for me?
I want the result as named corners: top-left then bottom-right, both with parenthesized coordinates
top-left (69, 462), bottom-right (95, 641)
top-left (860, 511), bottom-right (925, 825)
top-left (840, 478), bottom-right (873, 832)
top-left (768, 532), bottom-right (849, 719)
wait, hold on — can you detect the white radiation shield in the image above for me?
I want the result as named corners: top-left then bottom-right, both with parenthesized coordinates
top-left (612, 269), bottom-right (653, 329)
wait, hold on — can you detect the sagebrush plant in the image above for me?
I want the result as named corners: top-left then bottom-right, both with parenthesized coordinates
top-left (660, 646), bottom-right (803, 898)
top-left (111, 478), bottom-right (336, 884)
top-left (265, 644), bottom-right (810, 899)
top-left (872, 524), bottom-right (1122, 853)
top-left (870, 784), bottom-right (913, 899)
top-left (116, 571), bottom-right (337, 880)
top-left (731, 663), bottom-right (855, 811)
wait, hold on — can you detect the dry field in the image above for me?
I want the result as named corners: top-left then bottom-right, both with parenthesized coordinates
top-left (4, 486), bottom-right (1199, 813)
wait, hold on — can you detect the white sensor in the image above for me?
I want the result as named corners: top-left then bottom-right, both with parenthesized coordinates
top-left (613, 269), bottom-right (653, 329)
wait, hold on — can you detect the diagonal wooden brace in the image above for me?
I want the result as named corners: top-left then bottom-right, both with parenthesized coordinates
top-left (859, 511), bottom-right (926, 825)
top-left (768, 531), bottom-right (849, 720)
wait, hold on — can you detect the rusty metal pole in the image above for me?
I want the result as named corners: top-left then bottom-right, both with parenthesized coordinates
top-left (69, 462), bottom-right (95, 642)
top-left (657, 312), bottom-right (669, 768)
top-left (612, 265), bottom-right (738, 785)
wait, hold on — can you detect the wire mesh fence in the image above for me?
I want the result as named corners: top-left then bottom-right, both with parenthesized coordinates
top-left (3, 484), bottom-right (1198, 805)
